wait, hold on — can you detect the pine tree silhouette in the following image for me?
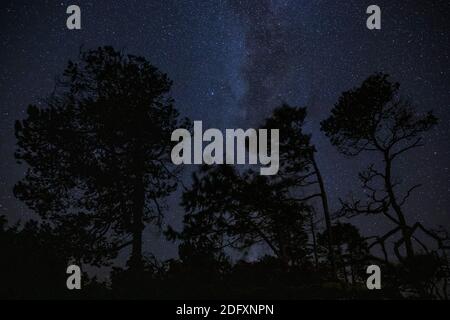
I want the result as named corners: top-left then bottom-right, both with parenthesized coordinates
top-left (14, 46), bottom-right (186, 273)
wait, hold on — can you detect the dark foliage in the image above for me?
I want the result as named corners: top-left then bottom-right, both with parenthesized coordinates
top-left (14, 46), bottom-right (186, 270)
top-left (3, 49), bottom-right (448, 300)
top-left (0, 216), bottom-right (108, 299)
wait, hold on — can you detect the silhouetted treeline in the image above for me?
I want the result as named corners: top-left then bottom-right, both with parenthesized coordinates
top-left (1, 47), bottom-right (448, 299)
top-left (0, 216), bottom-right (108, 299)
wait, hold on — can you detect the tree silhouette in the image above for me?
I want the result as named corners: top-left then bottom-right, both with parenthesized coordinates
top-left (172, 104), bottom-right (339, 272)
top-left (261, 104), bottom-right (337, 275)
top-left (14, 46), bottom-right (185, 272)
top-left (321, 73), bottom-right (438, 261)
top-left (0, 216), bottom-right (67, 298)
top-left (8, 57), bottom-right (449, 298)
top-left (173, 165), bottom-right (310, 269)
top-left (318, 222), bottom-right (369, 284)
top-left (0, 215), bottom-right (110, 299)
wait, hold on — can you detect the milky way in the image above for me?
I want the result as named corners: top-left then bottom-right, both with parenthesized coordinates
top-left (1, 1), bottom-right (449, 264)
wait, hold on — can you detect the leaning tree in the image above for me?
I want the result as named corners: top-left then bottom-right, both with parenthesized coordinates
top-left (14, 46), bottom-right (185, 271)
top-left (261, 104), bottom-right (337, 274)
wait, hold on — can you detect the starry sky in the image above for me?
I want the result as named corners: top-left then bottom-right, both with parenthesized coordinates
top-left (1, 0), bottom-right (449, 262)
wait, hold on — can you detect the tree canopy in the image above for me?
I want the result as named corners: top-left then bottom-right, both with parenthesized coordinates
top-left (14, 46), bottom-right (186, 268)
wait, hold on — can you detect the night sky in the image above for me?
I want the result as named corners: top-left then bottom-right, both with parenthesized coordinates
top-left (1, 0), bottom-right (449, 264)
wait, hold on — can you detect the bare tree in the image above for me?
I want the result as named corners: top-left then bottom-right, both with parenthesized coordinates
top-left (321, 73), bottom-right (439, 261)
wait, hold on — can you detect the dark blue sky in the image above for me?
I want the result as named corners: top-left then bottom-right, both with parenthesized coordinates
top-left (1, 0), bottom-right (449, 263)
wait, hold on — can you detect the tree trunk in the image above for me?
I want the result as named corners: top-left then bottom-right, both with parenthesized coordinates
top-left (338, 246), bottom-right (348, 284)
top-left (309, 209), bottom-right (319, 269)
top-left (129, 220), bottom-right (144, 272)
top-left (128, 150), bottom-right (146, 273)
top-left (310, 152), bottom-right (337, 277)
top-left (384, 152), bottom-right (414, 259)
